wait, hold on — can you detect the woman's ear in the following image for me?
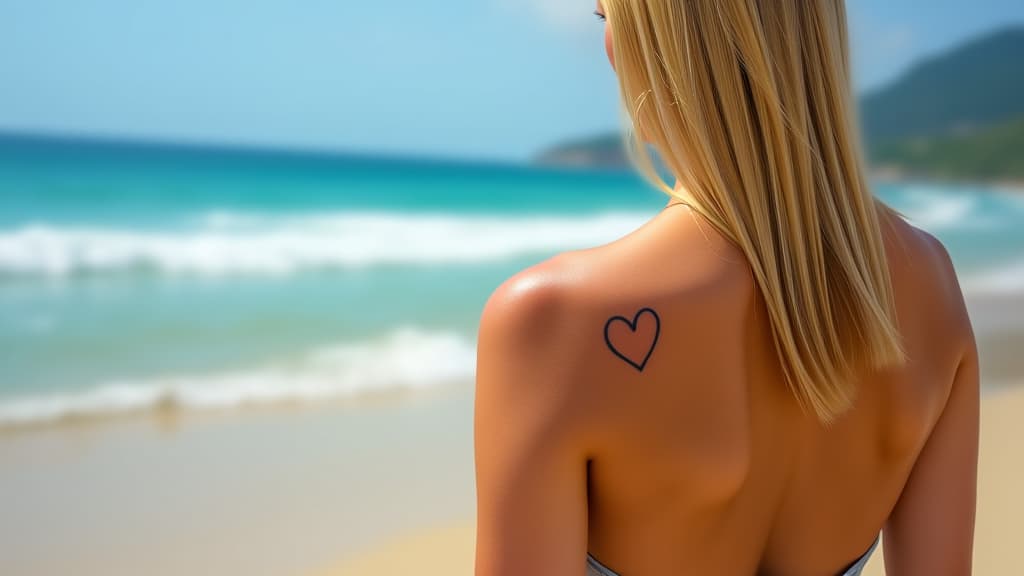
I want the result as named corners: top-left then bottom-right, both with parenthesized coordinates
top-left (605, 20), bottom-right (615, 70)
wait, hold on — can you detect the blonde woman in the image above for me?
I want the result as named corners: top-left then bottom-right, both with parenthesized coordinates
top-left (474, 1), bottom-right (979, 575)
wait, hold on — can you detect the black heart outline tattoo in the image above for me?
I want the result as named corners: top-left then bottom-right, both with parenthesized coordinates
top-left (603, 307), bottom-right (661, 372)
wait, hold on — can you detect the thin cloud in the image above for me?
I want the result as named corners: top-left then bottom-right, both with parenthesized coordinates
top-left (506, 0), bottom-right (596, 33)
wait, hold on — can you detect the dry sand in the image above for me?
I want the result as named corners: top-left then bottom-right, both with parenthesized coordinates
top-left (315, 386), bottom-right (1024, 576)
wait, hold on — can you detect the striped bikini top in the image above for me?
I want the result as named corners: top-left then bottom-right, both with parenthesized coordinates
top-left (585, 533), bottom-right (881, 576)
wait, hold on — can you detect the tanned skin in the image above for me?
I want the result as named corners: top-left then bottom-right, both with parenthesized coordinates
top-left (474, 4), bottom-right (978, 576)
top-left (474, 196), bottom-right (977, 576)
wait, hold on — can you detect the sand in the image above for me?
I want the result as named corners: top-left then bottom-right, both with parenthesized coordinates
top-left (315, 386), bottom-right (1024, 576)
top-left (0, 385), bottom-right (478, 576)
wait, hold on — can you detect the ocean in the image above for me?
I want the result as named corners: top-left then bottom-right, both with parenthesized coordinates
top-left (2, 134), bottom-right (1023, 428)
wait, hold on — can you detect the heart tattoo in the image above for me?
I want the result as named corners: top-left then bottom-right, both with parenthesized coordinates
top-left (603, 307), bottom-right (661, 372)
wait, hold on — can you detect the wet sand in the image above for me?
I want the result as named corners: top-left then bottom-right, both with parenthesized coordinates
top-left (0, 385), bottom-right (476, 576)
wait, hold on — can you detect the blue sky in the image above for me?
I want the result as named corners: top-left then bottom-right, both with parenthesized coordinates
top-left (1, 0), bottom-right (1022, 161)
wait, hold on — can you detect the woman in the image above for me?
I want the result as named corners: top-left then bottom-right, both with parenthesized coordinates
top-left (474, 1), bottom-right (979, 575)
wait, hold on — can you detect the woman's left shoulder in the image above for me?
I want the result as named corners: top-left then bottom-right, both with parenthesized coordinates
top-left (479, 203), bottom-right (754, 355)
top-left (478, 251), bottom-right (590, 357)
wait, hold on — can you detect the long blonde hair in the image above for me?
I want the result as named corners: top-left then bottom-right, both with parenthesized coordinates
top-left (602, 0), bottom-right (908, 425)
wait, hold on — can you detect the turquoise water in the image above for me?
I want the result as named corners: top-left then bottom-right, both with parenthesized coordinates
top-left (1, 134), bottom-right (1023, 426)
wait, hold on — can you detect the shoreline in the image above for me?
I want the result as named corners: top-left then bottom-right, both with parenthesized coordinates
top-left (0, 379), bottom-right (465, 438)
top-left (0, 370), bottom-right (1019, 439)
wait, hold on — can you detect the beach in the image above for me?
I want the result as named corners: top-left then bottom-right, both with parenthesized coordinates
top-left (0, 385), bottom-right (478, 576)
top-left (0, 309), bottom-right (1020, 576)
top-left (1, 137), bottom-right (1023, 575)
top-left (0, 377), bottom-right (1018, 576)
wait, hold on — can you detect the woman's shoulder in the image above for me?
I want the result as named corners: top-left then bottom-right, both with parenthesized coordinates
top-left (881, 210), bottom-right (974, 350)
top-left (477, 204), bottom-right (754, 395)
top-left (480, 203), bottom-right (753, 349)
top-left (476, 205), bottom-right (756, 471)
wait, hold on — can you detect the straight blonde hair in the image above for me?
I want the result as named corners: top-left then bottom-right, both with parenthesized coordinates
top-left (602, 0), bottom-right (908, 425)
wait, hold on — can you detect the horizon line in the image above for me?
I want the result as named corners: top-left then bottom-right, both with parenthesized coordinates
top-left (0, 127), bottom-right (639, 174)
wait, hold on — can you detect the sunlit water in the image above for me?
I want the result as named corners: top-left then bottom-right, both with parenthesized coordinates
top-left (1, 135), bottom-right (1022, 426)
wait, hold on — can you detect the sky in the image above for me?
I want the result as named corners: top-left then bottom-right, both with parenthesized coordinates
top-left (1, 0), bottom-right (1022, 162)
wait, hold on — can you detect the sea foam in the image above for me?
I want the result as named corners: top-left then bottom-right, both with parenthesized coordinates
top-left (962, 258), bottom-right (1024, 295)
top-left (0, 211), bottom-right (649, 278)
top-left (0, 328), bottom-right (476, 428)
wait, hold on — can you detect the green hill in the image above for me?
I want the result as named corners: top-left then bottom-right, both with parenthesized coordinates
top-left (535, 133), bottom-right (629, 169)
top-left (862, 26), bottom-right (1024, 145)
top-left (538, 25), bottom-right (1024, 183)
top-left (871, 116), bottom-right (1024, 182)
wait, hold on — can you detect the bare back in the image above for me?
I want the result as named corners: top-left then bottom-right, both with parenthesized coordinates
top-left (473, 201), bottom-right (979, 576)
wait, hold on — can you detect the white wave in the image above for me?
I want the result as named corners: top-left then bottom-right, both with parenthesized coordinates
top-left (962, 259), bottom-right (1024, 295)
top-left (0, 328), bottom-right (476, 428)
top-left (0, 211), bottom-right (649, 278)
top-left (897, 188), bottom-right (1002, 231)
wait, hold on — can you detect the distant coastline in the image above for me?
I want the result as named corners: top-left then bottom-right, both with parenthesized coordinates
top-left (536, 26), bottom-right (1024, 191)
top-left (869, 167), bottom-right (1024, 194)
top-left (535, 136), bottom-right (1024, 193)
top-left (0, 129), bottom-right (537, 174)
